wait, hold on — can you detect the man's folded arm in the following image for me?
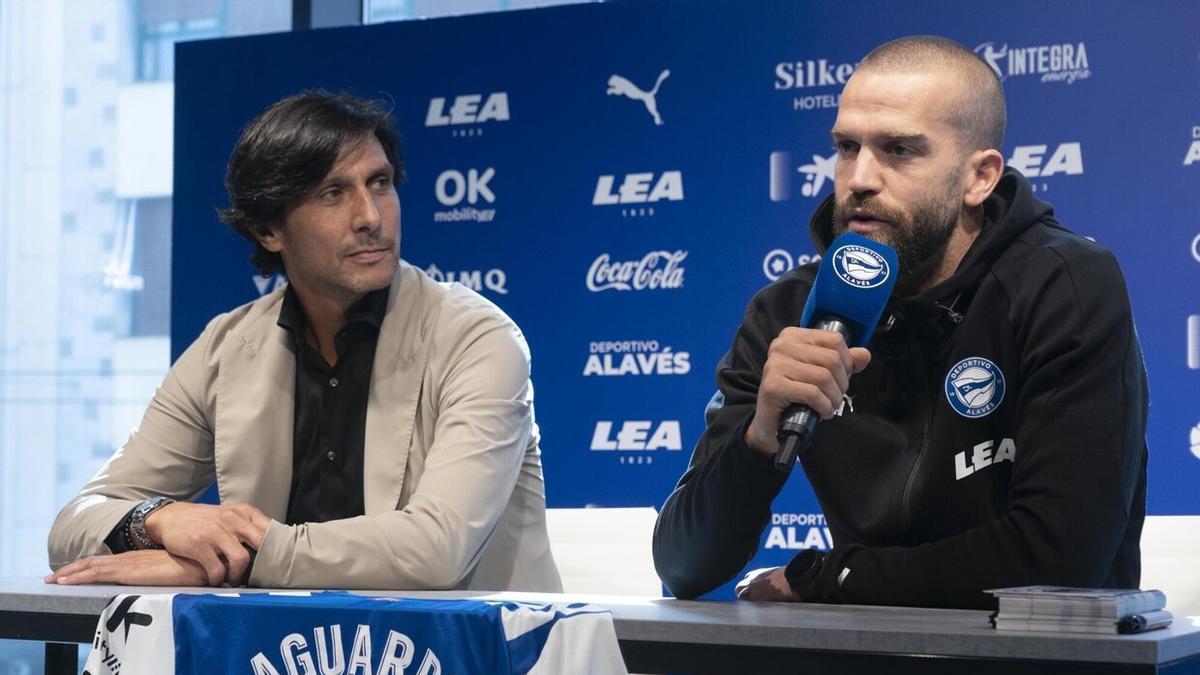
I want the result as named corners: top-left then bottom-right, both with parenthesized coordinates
top-left (47, 324), bottom-right (218, 568)
top-left (248, 320), bottom-right (533, 589)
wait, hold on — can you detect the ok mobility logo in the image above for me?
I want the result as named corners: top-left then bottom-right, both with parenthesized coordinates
top-left (975, 40), bottom-right (1091, 84)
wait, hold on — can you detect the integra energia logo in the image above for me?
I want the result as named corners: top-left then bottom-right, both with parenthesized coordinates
top-left (975, 40), bottom-right (1091, 85)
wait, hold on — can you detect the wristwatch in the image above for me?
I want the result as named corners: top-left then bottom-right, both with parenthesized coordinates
top-left (128, 496), bottom-right (173, 550)
top-left (783, 548), bottom-right (825, 600)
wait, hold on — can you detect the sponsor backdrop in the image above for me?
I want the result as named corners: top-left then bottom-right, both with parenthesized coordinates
top-left (173, 0), bottom-right (1200, 599)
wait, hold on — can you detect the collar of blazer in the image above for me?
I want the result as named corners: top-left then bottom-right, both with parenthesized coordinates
top-left (212, 261), bottom-right (429, 521)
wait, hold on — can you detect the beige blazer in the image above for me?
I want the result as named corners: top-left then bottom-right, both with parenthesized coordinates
top-left (48, 261), bottom-right (562, 592)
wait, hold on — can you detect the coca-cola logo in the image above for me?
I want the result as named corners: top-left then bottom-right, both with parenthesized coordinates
top-left (586, 250), bottom-right (687, 292)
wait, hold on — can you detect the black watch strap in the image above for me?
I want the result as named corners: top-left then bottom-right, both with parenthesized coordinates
top-left (783, 548), bottom-right (825, 600)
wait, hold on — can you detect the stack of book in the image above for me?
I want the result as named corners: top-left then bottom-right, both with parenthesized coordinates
top-left (988, 586), bottom-right (1172, 634)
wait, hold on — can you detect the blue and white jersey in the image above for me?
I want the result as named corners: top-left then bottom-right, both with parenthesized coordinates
top-left (83, 592), bottom-right (626, 674)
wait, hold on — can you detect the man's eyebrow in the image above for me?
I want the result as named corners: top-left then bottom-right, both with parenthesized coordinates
top-left (831, 129), bottom-right (928, 143)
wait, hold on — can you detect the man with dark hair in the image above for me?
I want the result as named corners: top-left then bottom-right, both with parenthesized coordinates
top-left (46, 91), bottom-right (562, 592)
top-left (652, 36), bottom-right (1147, 609)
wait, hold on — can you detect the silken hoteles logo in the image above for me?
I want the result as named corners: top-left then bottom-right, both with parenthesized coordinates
top-left (765, 512), bottom-right (833, 551)
top-left (433, 168), bottom-right (496, 224)
top-left (762, 249), bottom-right (821, 282)
top-left (424, 92), bottom-right (509, 137)
top-left (974, 40), bottom-right (1091, 85)
top-left (1007, 142), bottom-right (1083, 193)
top-left (586, 250), bottom-right (687, 292)
top-left (606, 69), bottom-right (670, 125)
top-left (423, 263), bottom-right (508, 295)
top-left (583, 340), bottom-right (691, 377)
top-left (1185, 125), bottom-right (1200, 166)
top-left (773, 56), bottom-right (857, 112)
top-left (1188, 314), bottom-right (1199, 370)
top-left (769, 151), bottom-right (836, 202)
top-left (591, 420), bottom-right (682, 464)
top-left (945, 357), bottom-right (1006, 419)
top-left (593, 170), bottom-right (684, 218)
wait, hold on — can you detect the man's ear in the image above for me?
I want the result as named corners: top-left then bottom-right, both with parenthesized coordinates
top-left (963, 149), bottom-right (1004, 209)
top-left (254, 223), bottom-right (284, 253)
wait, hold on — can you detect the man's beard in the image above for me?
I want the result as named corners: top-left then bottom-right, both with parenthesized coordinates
top-left (832, 191), bottom-right (958, 285)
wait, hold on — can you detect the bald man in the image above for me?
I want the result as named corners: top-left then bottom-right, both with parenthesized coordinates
top-left (652, 36), bottom-right (1147, 609)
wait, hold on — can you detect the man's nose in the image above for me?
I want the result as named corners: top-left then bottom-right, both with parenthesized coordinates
top-left (352, 188), bottom-right (382, 232)
top-left (844, 150), bottom-right (883, 196)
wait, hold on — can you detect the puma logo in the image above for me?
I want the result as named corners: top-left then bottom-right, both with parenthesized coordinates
top-left (607, 69), bottom-right (671, 126)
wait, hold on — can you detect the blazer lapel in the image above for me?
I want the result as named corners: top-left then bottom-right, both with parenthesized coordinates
top-left (213, 290), bottom-right (295, 522)
top-left (364, 262), bottom-right (428, 514)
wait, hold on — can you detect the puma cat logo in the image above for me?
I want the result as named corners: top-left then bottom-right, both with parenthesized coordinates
top-left (607, 69), bottom-right (671, 125)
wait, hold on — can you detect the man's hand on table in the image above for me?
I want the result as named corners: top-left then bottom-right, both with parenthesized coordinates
top-left (735, 566), bottom-right (799, 602)
top-left (45, 550), bottom-right (209, 587)
top-left (145, 502), bottom-right (270, 585)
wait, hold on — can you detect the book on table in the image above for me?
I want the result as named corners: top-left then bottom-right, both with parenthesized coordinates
top-left (987, 586), bottom-right (1171, 634)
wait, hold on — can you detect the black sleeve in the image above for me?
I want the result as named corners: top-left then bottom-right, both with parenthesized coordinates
top-left (827, 247), bottom-right (1148, 608)
top-left (103, 509), bottom-right (137, 554)
top-left (652, 278), bottom-right (805, 599)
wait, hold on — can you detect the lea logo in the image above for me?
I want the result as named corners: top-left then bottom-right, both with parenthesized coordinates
top-left (1008, 142), bottom-right (1083, 178)
top-left (590, 420), bottom-right (682, 451)
top-left (593, 171), bottom-right (684, 206)
top-left (425, 92), bottom-right (510, 126)
top-left (955, 438), bottom-right (1017, 480)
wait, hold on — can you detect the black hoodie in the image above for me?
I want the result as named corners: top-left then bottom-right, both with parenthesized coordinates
top-left (652, 169), bottom-right (1148, 609)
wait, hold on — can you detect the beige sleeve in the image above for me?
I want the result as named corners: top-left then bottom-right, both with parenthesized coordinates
top-left (46, 325), bottom-right (219, 569)
top-left (249, 316), bottom-right (532, 589)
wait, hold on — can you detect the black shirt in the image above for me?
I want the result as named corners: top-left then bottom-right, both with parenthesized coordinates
top-left (277, 284), bottom-right (390, 525)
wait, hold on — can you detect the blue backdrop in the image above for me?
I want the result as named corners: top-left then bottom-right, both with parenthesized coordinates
top-left (172, 0), bottom-right (1200, 599)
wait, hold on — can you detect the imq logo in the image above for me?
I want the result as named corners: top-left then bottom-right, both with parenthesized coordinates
top-left (769, 151), bottom-right (836, 201)
top-left (423, 263), bottom-right (508, 295)
top-left (593, 171), bottom-right (683, 217)
top-left (434, 168), bottom-right (496, 223)
top-left (1185, 126), bottom-right (1200, 166)
top-left (975, 41), bottom-right (1091, 84)
top-left (425, 92), bottom-right (509, 137)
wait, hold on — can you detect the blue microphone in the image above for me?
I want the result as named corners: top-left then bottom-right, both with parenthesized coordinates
top-left (775, 232), bottom-right (899, 470)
